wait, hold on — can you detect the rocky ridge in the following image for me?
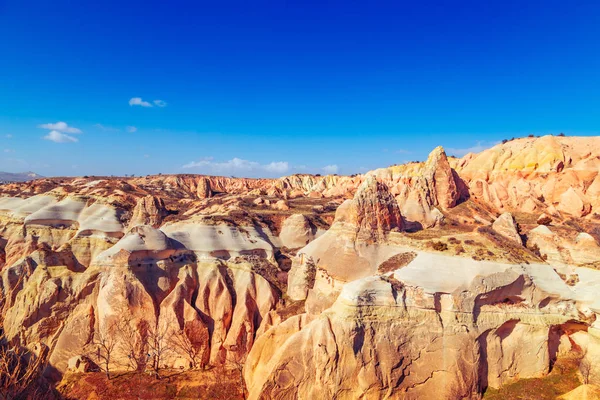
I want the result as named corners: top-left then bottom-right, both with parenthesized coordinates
top-left (2, 136), bottom-right (600, 398)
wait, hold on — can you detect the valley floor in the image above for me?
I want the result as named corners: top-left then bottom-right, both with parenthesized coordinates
top-left (57, 368), bottom-right (246, 400)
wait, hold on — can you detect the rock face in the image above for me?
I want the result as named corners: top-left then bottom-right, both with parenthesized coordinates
top-left (247, 253), bottom-right (600, 399)
top-left (279, 214), bottom-right (316, 249)
top-left (196, 177), bottom-right (212, 199)
top-left (335, 175), bottom-right (403, 239)
top-left (492, 212), bottom-right (522, 245)
top-left (558, 187), bottom-right (592, 217)
top-left (129, 195), bottom-right (169, 228)
top-left (456, 136), bottom-right (600, 215)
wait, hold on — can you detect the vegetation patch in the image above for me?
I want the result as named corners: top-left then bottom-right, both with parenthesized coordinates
top-left (377, 252), bottom-right (417, 274)
top-left (483, 356), bottom-right (581, 400)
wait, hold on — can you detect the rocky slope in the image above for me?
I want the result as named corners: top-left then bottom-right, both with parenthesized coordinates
top-left (2, 135), bottom-right (600, 399)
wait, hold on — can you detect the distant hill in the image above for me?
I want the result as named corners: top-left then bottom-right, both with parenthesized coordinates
top-left (0, 171), bottom-right (43, 182)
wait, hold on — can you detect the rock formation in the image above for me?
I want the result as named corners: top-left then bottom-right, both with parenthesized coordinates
top-left (1, 135), bottom-right (600, 399)
top-left (492, 212), bottom-right (522, 245)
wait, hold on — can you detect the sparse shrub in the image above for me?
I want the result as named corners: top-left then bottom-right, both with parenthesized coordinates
top-left (447, 237), bottom-right (460, 244)
top-left (429, 241), bottom-right (448, 252)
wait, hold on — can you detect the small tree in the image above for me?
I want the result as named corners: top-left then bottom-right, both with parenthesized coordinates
top-left (580, 348), bottom-right (593, 384)
top-left (116, 316), bottom-right (149, 372)
top-left (169, 326), bottom-right (207, 370)
top-left (146, 322), bottom-right (173, 379)
top-left (90, 320), bottom-right (119, 379)
top-left (226, 345), bottom-right (247, 399)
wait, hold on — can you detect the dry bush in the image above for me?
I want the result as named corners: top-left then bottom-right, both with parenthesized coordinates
top-left (428, 241), bottom-right (448, 252)
top-left (377, 252), bottom-right (417, 274)
top-left (447, 237), bottom-right (460, 244)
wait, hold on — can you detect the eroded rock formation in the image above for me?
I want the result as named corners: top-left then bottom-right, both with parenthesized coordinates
top-left (1, 135), bottom-right (600, 399)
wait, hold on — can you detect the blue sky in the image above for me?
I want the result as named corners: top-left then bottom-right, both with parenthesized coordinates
top-left (0, 0), bottom-right (599, 177)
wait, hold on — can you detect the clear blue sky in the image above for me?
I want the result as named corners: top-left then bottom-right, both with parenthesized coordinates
top-left (0, 0), bottom-right (599, 177)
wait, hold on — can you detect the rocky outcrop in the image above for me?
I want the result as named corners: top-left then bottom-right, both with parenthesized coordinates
top-left (335, 175), bottom-right (403, 239)
top-left (558, 187), bottom-right (592, 218)
top-left (196, 177), bottom-right (212, 199)
top-left (380, 146), bottom-right (464, 229)
top-left (129, 195), bottom-right (169, 228)
top-left (286, 176), bottom-right (405, 306)
top-left (279, 214), bottom-right (316, 249)
top-left (492, 212), bottom-right (522, 245)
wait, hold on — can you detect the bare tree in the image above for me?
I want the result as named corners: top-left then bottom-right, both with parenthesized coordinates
top-left (580, 348), bottom-right (593, 384)
top-left (169, 323), bottom-right (209, 370)
top-left (146, 321), bottom-right (173, 379)
top-left (226, 345), bottom-right (247, 400)
top-left (115, 316), bottom-right (149, 372)
top-left (0, 343), bottom-right (49, 400)
top-left (90, 320), bottom-right (119, 379)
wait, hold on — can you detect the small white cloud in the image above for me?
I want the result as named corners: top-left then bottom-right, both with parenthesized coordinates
top-left (126, 126), bottom-right (138, 133)
top-left (446, 141), bottom-right (500, 157)
top-left (38, 121), bottom-right (82, 134)
top-left (129, 97), bottom-right (153, 107)
top-left (95, 123), bottom-right (120, 132)
top-left (153, 100), bottom-right (167, 107)
top-left (144, 154), bottom-right (150, 158)
top-left (322, 165), bottom-right (339, 174)
top-left (264, 161), bottom-right (289, 174)
top-left (4, 149), bottom-right (14, 153)
top-left (182, 157), bottom-right (289, 177)
top-left (395, 149), bottom-right (411, 154)
top-left (43, 130), bottom-right (78, 143)
top-left (5, 134), bottom-right (13, 139)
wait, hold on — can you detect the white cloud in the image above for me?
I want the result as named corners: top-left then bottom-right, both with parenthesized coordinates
top-left (182, 157), bottom-right (290, 177)
top-left (153, 100), bottom-right (167, 107)
top-left (3, 149), bottom-right (14, 153)
top-left (129, 97), bottom-right (153, 107)
top-left (38, 121), bottom-right (82, 134)
top-left (264, 161), bottom-right (289, 173)
top-left (43, 130), bottom-right (78, 143)
top-left (5, 134), bottom-right (13, 139)
top-left (322, 165), bottom-right (339, 174)
top-left (95, 123), bottom-right (120, 132)
top-left (126, 126), bottom-right (138, 133)
top-left (446, 141), bottom-right (500, 157)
